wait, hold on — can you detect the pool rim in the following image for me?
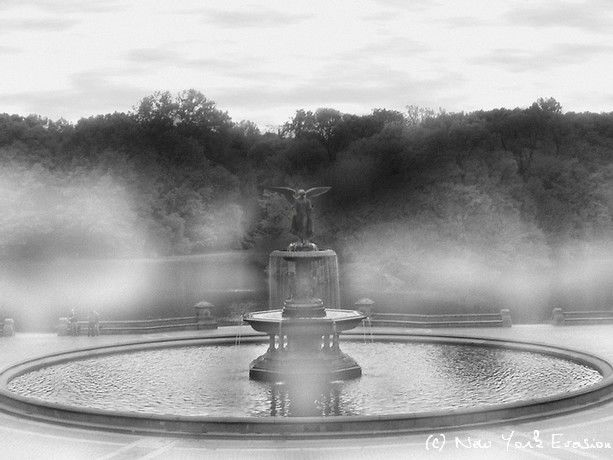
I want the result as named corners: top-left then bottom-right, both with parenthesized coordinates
top-left (0, 331), bottom-right (612, 438)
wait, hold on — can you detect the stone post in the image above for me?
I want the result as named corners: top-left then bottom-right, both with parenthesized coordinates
top-left (2, 318), bottom-right (14, 337)
top-left (268, 334), bottom-right (276, 352)
top-left (57, 317), bottom-right (69, 336)
top-left (194, 301), bottom-right (218, 330)
top-left (355, 298), bottom-right (375, 317)
top-left (500, 309), bottom-right (512, 327)
top-left (552, 307), bottom-right (564, 325)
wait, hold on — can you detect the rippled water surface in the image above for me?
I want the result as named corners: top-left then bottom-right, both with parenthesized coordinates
top-left (8, 342), bottom-right (603, 417)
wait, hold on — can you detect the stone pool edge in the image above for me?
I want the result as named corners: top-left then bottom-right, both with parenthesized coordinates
top-left (0, 332), bottom-right (612, 439)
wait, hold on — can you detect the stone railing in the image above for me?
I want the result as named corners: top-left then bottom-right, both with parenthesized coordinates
top-left (58, 315), bottom-right (219, 336)
top-left (364, 310), bottom-right (512, 328)
top-left (552, 308), bottom-right (613, 326)
top-left (353, 299), bottom-right (512, 328)
top-left (58, 304), bottom-right (218, 336)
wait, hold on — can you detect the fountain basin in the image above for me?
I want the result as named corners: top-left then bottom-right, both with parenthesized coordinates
top-left (1, 332), bottom-right (612, 437)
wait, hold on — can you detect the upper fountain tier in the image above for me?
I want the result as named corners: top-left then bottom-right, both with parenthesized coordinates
top-left (268, 248), bottom-right (343, 314)
top-left (246, 248), bottom-right (365, 329)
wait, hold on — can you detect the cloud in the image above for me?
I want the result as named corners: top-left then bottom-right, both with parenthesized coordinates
top-left (0, 70), bottom-right (147, 120)
top-left (0, 17), bottom-right (78, 32)
top-left (124, 47), bottom-right (272, 75)
top-left (343, 38), bottom-right (430, 58)
top-left (0, 0), bottom-right (122, 13)
top-left (174, 6), bottom-right (312, 28)
top-left (471, 43), bottom-right (613, 72)
top-left (122, 46), bottom-right (295, 85)
top-left (126, 48), bottom-right (178, 65)
top-left (212, 62), bottom-right (463, 112)
top-left (442, 16), bottom-right (490, 28)
top-left (368, 0), bottom-right (439, 11)
top-left (125, 48), bottom-right (246, 70)
top-left (502, 1), bottom-right (613, 32)
top-left (361, 0), bottom-right (439, 23)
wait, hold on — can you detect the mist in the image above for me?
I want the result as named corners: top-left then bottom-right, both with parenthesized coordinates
top-left (340, 209), bottom-right (613, 322)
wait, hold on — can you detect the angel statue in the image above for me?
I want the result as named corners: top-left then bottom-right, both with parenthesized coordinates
top-left (266, 186), bottom-right (331, 248)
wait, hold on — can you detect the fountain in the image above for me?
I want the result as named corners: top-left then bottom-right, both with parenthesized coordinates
top-left (244, 249), bottom-right (365, 381)
top-left (244, 186), bottom-right (365, 381)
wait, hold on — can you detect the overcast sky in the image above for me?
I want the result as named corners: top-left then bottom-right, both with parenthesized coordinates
top-left (1, 0), bottom-right (612, 129)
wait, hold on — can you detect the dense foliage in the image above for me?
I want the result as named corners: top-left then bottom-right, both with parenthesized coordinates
top-left (1, 93), bottom-right (612, 275)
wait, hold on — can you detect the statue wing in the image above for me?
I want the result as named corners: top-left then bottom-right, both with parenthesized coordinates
top-left (305, 187), bottom-right (331, 199)
top-left (266, 186), bottom-right (297, 203)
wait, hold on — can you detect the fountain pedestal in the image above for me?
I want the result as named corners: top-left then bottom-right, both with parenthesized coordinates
top-left (244, 249), bottom-right (365, 382)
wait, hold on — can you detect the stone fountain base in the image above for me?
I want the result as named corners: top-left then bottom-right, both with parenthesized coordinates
top-left (249, 349), bottom-right (362, 382)
top-left (244, 248), bottom-right (365, 382)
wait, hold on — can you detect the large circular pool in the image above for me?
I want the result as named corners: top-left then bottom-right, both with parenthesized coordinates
top-left (7, 340), bottom-right (603, 418)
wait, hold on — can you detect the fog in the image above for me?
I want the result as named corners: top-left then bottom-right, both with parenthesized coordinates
top-left (341, 221), bottom-right (613, 322)
top-left (0, 164), bottom-right (262, 330)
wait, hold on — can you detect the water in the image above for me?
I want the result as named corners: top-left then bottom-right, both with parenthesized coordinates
top-left (361, 318), bottom-right (374, 343)
top-left (8, 342), bottom-right (602, 417)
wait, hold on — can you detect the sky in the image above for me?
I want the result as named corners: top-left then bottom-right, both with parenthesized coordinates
top-left (1, 0), bottom-right (613, 129)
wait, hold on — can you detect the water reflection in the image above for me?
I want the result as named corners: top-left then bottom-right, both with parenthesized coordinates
top-left (268, 381), bottom-right (345, 417)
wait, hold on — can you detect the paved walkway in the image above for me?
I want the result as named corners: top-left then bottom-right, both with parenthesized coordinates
top-left (1, 325), bottom-right (613, 459)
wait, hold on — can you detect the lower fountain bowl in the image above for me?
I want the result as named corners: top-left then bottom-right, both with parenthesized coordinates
top-left (243, 308), bottom-right (367, 381)
top-left (249, 349), bottom-right (362, 382)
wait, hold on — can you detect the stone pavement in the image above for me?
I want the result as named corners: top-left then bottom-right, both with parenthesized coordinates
top-left (0, 325), bottom-right (612, 460)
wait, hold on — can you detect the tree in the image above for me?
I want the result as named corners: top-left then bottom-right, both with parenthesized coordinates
top-left (134, 90), bottom-right (232, 133)
top-left (132, 90), bottom-right (234, 167)
top-left (234, 120), bottom-right (261, 138)
top-left (313, 108), bottom-right (343, 161)
top-left (280, 108), bottom-right (344, 161)
top-left (280, 109), bottom-right (316, 139)
top-left (134, 91), bottom-right (177, 126)
top-left (406, 105), bottom-right (435, 126)
top-left (175, 89), bottom-right (232, 134)
top-left (533, 97), bottom-right (562, 114)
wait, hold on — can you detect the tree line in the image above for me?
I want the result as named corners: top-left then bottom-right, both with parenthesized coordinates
top-left (1, 91), bottom-right (612, 276)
